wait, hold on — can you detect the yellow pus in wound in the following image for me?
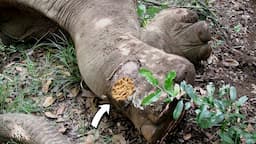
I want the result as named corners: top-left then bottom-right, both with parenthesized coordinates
top-left (111, 77), bottom-right (135, 101)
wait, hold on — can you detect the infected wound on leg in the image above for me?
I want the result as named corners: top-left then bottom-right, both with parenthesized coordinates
top-left (111, 77), bottom-right (135, 101)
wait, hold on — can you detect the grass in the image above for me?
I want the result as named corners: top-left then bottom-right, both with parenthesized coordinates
top-left (0, 30), bottom-right (81, 114)
top-left (0, 58), bottom-right (41, 113)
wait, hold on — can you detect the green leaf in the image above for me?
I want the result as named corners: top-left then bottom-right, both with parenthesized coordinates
top-left (139, 68), bottom-right (159, 86)
top-left (234, 24), bottom-right (241, 33)
top-left (164, 97), bottom-right (173, 103)
top-left (218, 84), bottom-right (230, 97)
top-left (211, 112), bottom-right (224, 125)
top-left (228, 113), bottom-right (245, 119)
top-left (173, 84), bottom-right (180, 97)
top-left (137, 3), bottom-right (146, 18)
top-left (185, 102), bottom-right (191, 110)
top-left (146, 6), bottom-right (161, 18)
top-left (196, 105), bottom-right (213, 128)
top-left (173, 100), bottom-right (184, 120)
top-left (236, 96), bottom-right (248, 106)
top-left (229, 86), bottom-right (237, 101)
top-left (182, 83), bottom-right (201, 105)
top-left (219, 132), bottom-right (234, 144)
top-left (141, 89), bottom-right (162, 106)
top-left (198, 104), bottom-right (211, 122)
top-left (164, 71), bottom-right (176, 95)
top-left (198, 118), bottom-right (212, 129)
top-left (180, 81), bottom-right (187, 91)
top-left (252, 133), bottom-right (256, 143)
top-left (253, 132), bottom-right (256, 140)
top-left (214, 99), bottom-right (226, 112)
top-left (245, 138), bottom-right (256, 144)
top-left (207, 82), bottom-right (215, 97)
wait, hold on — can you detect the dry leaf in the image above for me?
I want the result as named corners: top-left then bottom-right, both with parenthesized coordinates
top-left (62, 71), bottom-right (71, 76)
top-left (251, 84), bottom-right (256, 94)
top-left (15, 66), bottom-right (24, 72)
top-left (43, 96), bottom-right (56, 107)
top-left (245, 124), bottom-right (254, 133)
top-left (112, 134), bottom-right (126, 144)
top-left (222, 58), bottom-right (239, 67)
top-left (199, 87), bottom-right (207, 96)
top-left (72, 108), bottom-right (82, 115)
top-left (205, 132), bottom-right (214, 139)
top-left (183, 133), bottom-right (192, 141)
top-left (85, 97), bottom-right (97, 113)
top-left (57, 92), bottom-right (64, 99)
top-left (56, 117), bottom-right (65, 123)
top-left (84, 135), bottom-right (94, 144)
top-left (44, 111), bottom-right (57, 119)
top-left (5, 98), bottom-right (12, 103)
top-left (42, 79), bottom-right (52, 93)
top-left (56, 65), bottom-right (64, 69)
top-left (207, 54), bottom-right (219, 64)
top-left (58, 124), bottom-right (67, 133)
top-left (68, 87), bottom-right (80, 98)
top-left (57, 104), bottom-right (66, 115)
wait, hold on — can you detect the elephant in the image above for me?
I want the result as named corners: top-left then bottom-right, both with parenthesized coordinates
top-left (0, 0), bottom-right (212, 143)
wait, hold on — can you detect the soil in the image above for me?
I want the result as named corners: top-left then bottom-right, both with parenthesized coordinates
top-left (1, 0), bottom-right (255, 144)
top-left (170, 0), bottom-right (256, 143)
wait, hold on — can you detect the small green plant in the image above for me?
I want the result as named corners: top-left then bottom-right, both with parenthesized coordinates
top-left (139, 69), bottom-right (184, 120)
top-left (137, 0), bottom-right (168, 27)
top-left (139, 68), bottom-right (256, 144)
top-left (234, 24), bottom-right (241, 33)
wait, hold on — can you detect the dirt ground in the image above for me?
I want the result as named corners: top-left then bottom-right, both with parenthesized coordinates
top-left (0, 0), bottom-right (255, 144)
top-left (170, 0), bottom-right (256, 143)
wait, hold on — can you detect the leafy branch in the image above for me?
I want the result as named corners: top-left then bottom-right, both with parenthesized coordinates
top-left (139, 68), bottom-right (256, 143)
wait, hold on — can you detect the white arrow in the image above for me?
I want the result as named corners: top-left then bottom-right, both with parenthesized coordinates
top-left (91, 104), bottom-right (110, 128)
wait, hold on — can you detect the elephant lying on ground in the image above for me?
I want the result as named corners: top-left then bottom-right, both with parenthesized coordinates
top-left (0, 0), bottom-right (211, 143)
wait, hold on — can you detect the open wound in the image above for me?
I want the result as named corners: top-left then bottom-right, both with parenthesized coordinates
top-left (111, 77), bottom-right (135, 101)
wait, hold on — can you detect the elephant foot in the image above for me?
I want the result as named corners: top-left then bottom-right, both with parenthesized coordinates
top-left (108, 40), bottom-right (195, 143)
top-left (142, 8), bottom-right (212, 64)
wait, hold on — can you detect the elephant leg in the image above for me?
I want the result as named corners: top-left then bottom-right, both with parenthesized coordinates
top-left (68, 1), bottom-right (196, 143)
